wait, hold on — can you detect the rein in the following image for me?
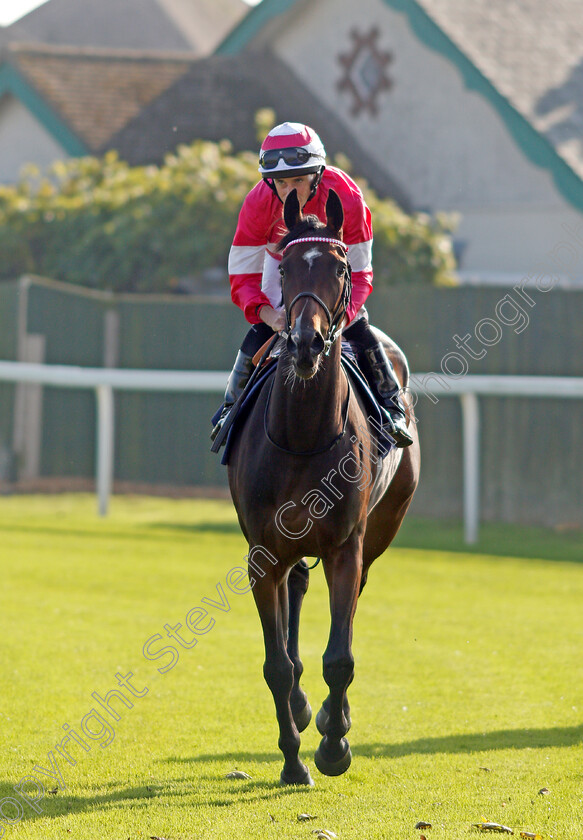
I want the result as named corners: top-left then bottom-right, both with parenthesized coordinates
top-left (263, 372), bottom-right (352, 456)
top-left (281, 237), bottom-right (352, 355)
top-left (265, 233), bottom-right (353, 456)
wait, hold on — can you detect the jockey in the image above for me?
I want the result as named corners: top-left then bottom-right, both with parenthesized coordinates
top-left (211, 121), bottom-right (413, 448)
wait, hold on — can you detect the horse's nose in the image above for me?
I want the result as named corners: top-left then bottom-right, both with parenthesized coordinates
top-left (286, 330), bottom-right (296, 356)
top-left (286, 326), bottom-right (326, 371)
top-left (310, 331), bottom-right (325, 358)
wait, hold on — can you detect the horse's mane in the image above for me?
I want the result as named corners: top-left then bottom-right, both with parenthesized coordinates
top-left (276, 214), bottom-right (331, 253)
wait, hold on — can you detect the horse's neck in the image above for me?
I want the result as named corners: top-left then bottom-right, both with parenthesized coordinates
top-left (269, 343), bottom-right (347, 453)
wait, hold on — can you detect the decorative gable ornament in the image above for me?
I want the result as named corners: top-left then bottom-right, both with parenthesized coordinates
top-left (337, 26), bottom-right (393, 117)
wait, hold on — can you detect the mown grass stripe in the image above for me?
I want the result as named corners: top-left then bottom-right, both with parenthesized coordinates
top-left (1, 495), bottom-right (582, 839)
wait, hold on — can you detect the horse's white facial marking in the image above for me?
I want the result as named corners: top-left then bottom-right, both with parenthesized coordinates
top-left (303, 247), bottom-right (322, 270)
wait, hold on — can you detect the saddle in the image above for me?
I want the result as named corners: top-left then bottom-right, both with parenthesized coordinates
top-left (212, 339), bottom-right (395, 466)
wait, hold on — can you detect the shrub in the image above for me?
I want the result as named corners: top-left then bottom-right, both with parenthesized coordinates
top-left (0, 142), bottom-right (457, 291)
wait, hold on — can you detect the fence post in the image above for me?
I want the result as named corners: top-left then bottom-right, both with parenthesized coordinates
top-left (95, 385), bottom-right (114, 517)
top-left (460, 392), bottom-right (480, 544)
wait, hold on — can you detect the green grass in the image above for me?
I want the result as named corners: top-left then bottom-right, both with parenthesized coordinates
top-left (1, 494), bottom-right (583, 840)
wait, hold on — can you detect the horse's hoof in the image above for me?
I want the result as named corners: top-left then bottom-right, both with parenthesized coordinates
top-left (315, 704), bottom-right (328, 735)
top-left (293, 701), bottom-right (312, 733)
top-left (280, 764), bottom-right (314, 787)
top-left (314, 737), bottom-right (352, 777)
top-left (315, 704), bottom-right (351, 736)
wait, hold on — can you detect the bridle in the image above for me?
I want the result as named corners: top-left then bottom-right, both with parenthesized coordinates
top-left (280, 237), bottom-right (352, 355)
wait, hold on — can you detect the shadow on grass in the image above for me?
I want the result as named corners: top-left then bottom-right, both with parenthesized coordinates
top-left (0, 782), bottom-right (163, 823)
top-left (162, 722), bottom-right (583, 768)
top-left (4, 723), bottom-right (582, 823)
top-left (0, 523), bottom-right (215, 543)
top-left (147, 521), bottom-right (242, 535)
top-left (0, 519), bottom-right (243, 542)
top-left (144, 516), bottom-right (583, 559)
top-left (352, 723), bottom-right (583, 759)
top-left (0, 773), bottom-right (308, 824)
top-left (162, 750), bottom-right (281, 764)
top-left (393, 517), bottom-right (583, 564)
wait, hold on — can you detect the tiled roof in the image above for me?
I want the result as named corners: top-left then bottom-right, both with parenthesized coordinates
top-left (159, 0), bottom-right (248, 55)
top-left (217, 0), bottom-right (583, 192)
top-left (417, 0), bottom-right (583, 180)
top-left (5, 0), bottom-right (247, 56)
top-left (0, 21), bottom-right (32, 42)
top-left (1, 41), bottom-right (409, 204)
top-left (107, 51), bottom-right (412, 206)
top-left (5, 43), bottom-right (194, 150)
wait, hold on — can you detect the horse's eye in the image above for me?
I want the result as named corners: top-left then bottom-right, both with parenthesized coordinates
top-left (279, 266), bottom-right (285, 277)
top-left (336, 264), bottom-right (345, 277)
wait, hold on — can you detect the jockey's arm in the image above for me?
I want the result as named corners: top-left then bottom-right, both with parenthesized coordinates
top-left (339, 179), bottom-right (374, 323)
top-left (258, 303), bottom-right (286, 332)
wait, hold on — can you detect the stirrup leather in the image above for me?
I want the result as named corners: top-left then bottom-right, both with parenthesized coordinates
top-left (210, 351), bottom-right (255, 444)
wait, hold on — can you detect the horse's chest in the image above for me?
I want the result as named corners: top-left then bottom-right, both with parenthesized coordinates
top-left (240, 447), bottom-right (367, 548)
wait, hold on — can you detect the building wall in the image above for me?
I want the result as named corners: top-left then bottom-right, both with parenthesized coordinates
top-left (456, 204), bottom-right (583, 279)
top-left (262, 0), bottom-right (583, 279)
top-left (0, 95), bottom-right (69, 182)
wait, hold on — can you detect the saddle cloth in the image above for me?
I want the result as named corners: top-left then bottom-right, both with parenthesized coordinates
top-left (212, 342), bottom-right (395, 467)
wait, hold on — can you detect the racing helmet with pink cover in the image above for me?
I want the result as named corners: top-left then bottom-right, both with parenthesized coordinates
top-left (258, 122), bottom-right (326, 178)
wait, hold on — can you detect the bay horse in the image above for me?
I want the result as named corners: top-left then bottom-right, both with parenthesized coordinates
top-left (227, 188), bottom-right (420, 786)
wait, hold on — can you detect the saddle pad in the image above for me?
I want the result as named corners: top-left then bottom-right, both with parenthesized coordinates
top-left (213, 347), bottom-right (395, 466)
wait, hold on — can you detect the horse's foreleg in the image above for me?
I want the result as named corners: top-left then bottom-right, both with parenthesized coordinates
top-left (252, 566), bottom-right (313, 786)
top-left (287, 559), bottom-right (312, 732)
top-left (315, 543), bottom-right (362, 776)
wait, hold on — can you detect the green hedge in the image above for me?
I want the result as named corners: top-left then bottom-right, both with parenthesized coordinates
top-left (0, 142), bottom-right (457, 291)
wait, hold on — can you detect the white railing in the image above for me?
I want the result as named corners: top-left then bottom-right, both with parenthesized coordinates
top-left (1, 360), bottom-right (583, 543)
top-left (408, 374), bottom-right (583, 542)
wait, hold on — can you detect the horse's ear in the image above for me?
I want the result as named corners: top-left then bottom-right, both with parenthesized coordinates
top-left (284, 189), bottom-right (302, 231)
top-left (325, 189), bottom-right (344, 237)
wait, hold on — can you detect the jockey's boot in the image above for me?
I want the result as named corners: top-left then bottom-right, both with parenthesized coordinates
top-left (364, 344), bottom-right (413, 448)
top-left (210, 350), bottom-right (255, 443)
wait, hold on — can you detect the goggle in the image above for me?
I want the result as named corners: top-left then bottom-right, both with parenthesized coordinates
top-left (259, 147), bottom-right (313, 170)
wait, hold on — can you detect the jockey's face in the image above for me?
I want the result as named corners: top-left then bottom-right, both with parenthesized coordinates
top-left (273, 173), bottom-right (316, 207)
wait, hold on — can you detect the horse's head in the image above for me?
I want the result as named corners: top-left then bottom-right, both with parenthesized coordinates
top-left (277, 189), bottom-right (352, 380)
